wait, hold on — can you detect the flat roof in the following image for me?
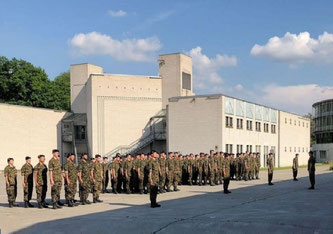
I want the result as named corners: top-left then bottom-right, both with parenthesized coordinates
top-left (91, 73), bottom-right (161, 79)
top-left (169, 93), bottom-right (309, 119)
top-left (312, 99), bottom-right (333, 107)
top-left (159, 52), bottom-right (191, 58)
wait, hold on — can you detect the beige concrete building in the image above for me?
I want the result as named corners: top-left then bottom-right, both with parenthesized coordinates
top-left (0, 52), bottom-right (310, 168)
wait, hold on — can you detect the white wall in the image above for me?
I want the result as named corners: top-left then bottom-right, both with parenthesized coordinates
top-left (88, 74), bottom-right (162, 156)
top-left (167, 96), bottom-right (223, 154)
top-left (278, 111), bottom-right (311, 166)
top-left (0, 104), bottom-right (67, 169)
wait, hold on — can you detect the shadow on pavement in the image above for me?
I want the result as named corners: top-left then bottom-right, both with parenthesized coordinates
top-left (11, 172), bottom-right (333, 234)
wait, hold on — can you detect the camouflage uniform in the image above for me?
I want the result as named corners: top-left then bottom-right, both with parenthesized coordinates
top-left (124, 159), bottom-right (133, 193)
top-left (4, 165), bottom-right (17, 203)
top-left (64, 160), bottom-right (78, 201)
top-left (48, 157), bottom-right (62, 203)
top-left (92, 162), bottom-right (103, 200)
top-left (149, 159), bottom-right (160, 206)
top-left (255, 156), bottom-right (261, 179)
top-left (197, 157), bottom-right (204, 185)
top-left (159, 157), bottom-right (167, 190)
top-left (222, 157), bottom-right (231, 193)
top-left (208, 156), bottom-right (215, 186)
top-left (267, 156), bottom-right (274, 185)
top-left (78, 160), bottom-right (91, 202)
top-left (166, 158), bottom-right (175, 191)
top-left (34, 163), bottom-right (48, 203)
top-left (21, 163), bottom-right (33, 202)
top-left (102, 162), bottom-right (109, 192)
top-left (203, 157), bottom-right (209, 185)
top-left (110, 160), bottom-right (121, 193)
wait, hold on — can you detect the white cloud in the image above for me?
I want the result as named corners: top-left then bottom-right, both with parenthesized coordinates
top-left (257, 84), bottom-right (333, 114)
top-left (251, 31), bottom-right (333, 65)
top-left (108, 10), bottom-right (127, 17)
top-left (188, 46), bottom-right (237, 92)
top-left (69, 32), bottom-right (162, 62)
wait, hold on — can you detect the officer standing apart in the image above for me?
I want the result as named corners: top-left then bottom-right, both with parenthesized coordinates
top-left (149, 151), bottom-right (161, 208)
top-left (21, 156), bottom-right (34, 208)
top-left (292, 154), bottom-right (299, 181)
top-left (308, 151), bottom-right (316, 190)
top-left (4, 158), bottom-right (19, 207)
top-left (267, 153), bottom-right (274, 186)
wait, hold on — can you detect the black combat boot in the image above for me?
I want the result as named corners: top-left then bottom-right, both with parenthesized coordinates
top-left (68, 200), bottom-right (74, 207)
top-left (42, 202), bottom-right (48, 208)
top-left (174, 187), bottom-right (180, 192)
top-left (81, 199), bottom-right (86, 205)
top-left (96, 197), bottom-right (103, 203)
top-left (73, 200), bottom-right (79, 206)
top-left (9, 202), bottom-right (13, 208)
top-left (25, 201), bottom-right (28, 208)
top-left (93, 198), bottom-right (97, 203)
top-left (57, 200), bottom-right (65, 206)
top-left (38, 202), bottom-right (43, 209)
top-left (28, 201), bottom-right (34, 207)
top-left (52, 202), bottom-right (58, 209)
top-left (151, 203), bottom-right (161, 208)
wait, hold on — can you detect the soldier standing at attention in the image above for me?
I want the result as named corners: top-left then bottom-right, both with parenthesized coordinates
top-left (89, 157), bottom-right (96, 195)
top-left (4, 158), bottom-right (19, 208)
top-left (49, 149), bottom-right (64, 207)
top-left (255, 153), bottom-right (261, 179)
top-left (149, 151), bottom-right (161, 208)
top-left (91, 154), bottom-right (103, 202)
top-left (197, 153), bottom-right (204, 186)
top-left (222, 154), bottom-right (231, 194)
top-left (159, 152), bottom-right (167, 192)
top-left (267, 153), bottom-right (274, 185)
top-left (34, 155), bottom-right (48, 209)
top-left (78, 154), bottom-right (92, 205)
top-left (137, 154), bottom-right (146, 194)
top-left (102, 157), bottom-right (110, 193)
top-left (292, 154), bottom-right (299, 181)
top-left (124, 154), bottom-right (133, 194)
top-left (110, 156), bottom-right (121, 194)
top-left (308, 151), bottom-right (316, 190)
top-left (208, 150), bottom-right (216, 186)
top-left (203, 154), bottom-right (209, 185)
top-left (21, 156), bottom-right (34, 208)
top-left (166, 152), bottom-right (174, 192)
top-left (64, 153), bottom-right (78, 208)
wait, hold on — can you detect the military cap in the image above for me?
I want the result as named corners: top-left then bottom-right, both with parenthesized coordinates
top-left (25, 156), bottom-right (31, 160)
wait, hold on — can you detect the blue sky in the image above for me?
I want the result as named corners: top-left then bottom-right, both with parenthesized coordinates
top-left (0, 0), bottom-right (332, 114)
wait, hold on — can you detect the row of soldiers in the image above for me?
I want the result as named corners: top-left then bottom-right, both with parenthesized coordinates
top-left (4, 149), bottom-right (261, 208)
top-left (106, 151), bottom-right (261, 195)
top-left (4, 150), bottom-right (105, 209)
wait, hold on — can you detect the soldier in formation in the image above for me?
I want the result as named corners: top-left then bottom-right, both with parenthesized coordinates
top-left (4, 158), bottom-right (18, 207)
top-left (292, 154), bottom-right (299, 181)
top-left (21, 156), bottom-right (34, 208)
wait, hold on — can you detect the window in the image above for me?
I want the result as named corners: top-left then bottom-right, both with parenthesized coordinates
top-left (182, 72), bottom-right (191, 90)
top-left (226, 116), bottom-right (233, 128)
top-left (306, 123), bottom-right (309, 128)
top-left (285, 147), bottom-right (287, 152)
top-left (298, 147), bottom-right (300, 152)
top-left (294, 120), bottom-right (296, 125)
top-left (75, 125), bottom-right (86, 140)
top-left (270, 146), bottom-right (276, 154)
top-left (246, 120), bottom-right (253, 130)
top-left (264, 123), bottom-right (269, 132)
top-left (298, 121), bottom-right (300, 126)
top-left (255, 122), bottom-right (261, 131)
top-left (290, 119), bottom-right (292, 124)
top-left (320, 151), bottom-right (327, 159)
top-left (294, 147), bottom-right (296, 152)
top-left (271, 124), bottom-right (276, 134)
top-left (246, 145), bottom-right (253, 153)
top-left (303, 122), bottom-right (304, 127)
top-left (290, 147), bottom-right (292, 152)
top-left (285, 118), bottom-right (287, 124)
top-left (302, 147), bottom-right (304, 152)
top-left (237, 144), bottom-right (243, 154)
top-left (256, 145), bottom-right (261, 154)
top-left (226, 144), bottom-right (233, 153)
top-left (237, 118), bottom-right (243, 129)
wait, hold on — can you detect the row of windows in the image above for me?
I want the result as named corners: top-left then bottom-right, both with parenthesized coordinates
top-left (284, 146), bottom-right (309, 153)
top-left (285, 118), bottom-right (309, 128)
top-left (225, 144), bottom-right (276, 155)
top-left (226, 117), bottom-right (276, 133)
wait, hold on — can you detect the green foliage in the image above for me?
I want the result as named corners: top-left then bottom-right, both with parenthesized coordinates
top-left (329, 163), bottom-right (333, 171)
top-left (0, 56), bottom-right (70, 111)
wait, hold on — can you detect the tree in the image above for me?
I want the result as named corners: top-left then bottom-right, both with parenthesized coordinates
top-left (0, 56), bottom-right (71, 111)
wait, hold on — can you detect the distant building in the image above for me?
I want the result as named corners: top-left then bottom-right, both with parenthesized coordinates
top-left (312, 99), bottom-right (333, 162)
top-left (0, 53), bottom-right (310, 169)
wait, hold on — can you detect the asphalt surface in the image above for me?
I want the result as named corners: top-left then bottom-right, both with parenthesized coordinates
top-left (0, 166), bottom-right (332, 234)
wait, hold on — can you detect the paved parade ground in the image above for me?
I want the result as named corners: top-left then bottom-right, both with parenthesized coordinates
top-left (0, 166), bottom-right (332, 234)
